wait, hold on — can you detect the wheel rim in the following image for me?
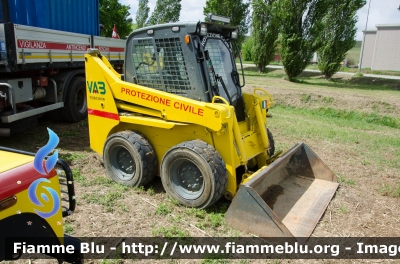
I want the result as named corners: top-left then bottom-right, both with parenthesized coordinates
top-left (76, 87), bottom-right (87, 114)
top-left (169, 158), bottom-right (204, 200)
top-left (109, 145), bottom-right (136, 181)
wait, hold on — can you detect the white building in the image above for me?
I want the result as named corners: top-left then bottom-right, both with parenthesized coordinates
top-left (360, 24), bottom-right (400, 71)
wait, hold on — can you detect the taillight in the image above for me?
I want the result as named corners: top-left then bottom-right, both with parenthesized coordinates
top-left (0, 196), bottom-right (17, 212)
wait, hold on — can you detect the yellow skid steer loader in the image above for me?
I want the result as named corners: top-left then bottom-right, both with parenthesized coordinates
top-left (84, 16), bottom-right (338, 239)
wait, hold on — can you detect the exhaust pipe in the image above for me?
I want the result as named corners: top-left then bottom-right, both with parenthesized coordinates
top-left (226, 143), bottom-right (338, 242)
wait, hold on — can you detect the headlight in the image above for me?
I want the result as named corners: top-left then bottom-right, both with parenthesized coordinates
top-left (200, 23), bottom-right (207, 36)
top-left (231, 29), bottom-right (238, 39)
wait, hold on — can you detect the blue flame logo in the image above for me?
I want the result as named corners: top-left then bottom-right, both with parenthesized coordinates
top-left (33, 128), bottom-right (59, 175)
top-left (29, 128), bottom-right (60, 219)
top-left (28, 178), bottom-right (60, 218)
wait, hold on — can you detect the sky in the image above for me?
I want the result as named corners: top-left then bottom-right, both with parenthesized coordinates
top-left (119, 0), bottom-right (400, 40)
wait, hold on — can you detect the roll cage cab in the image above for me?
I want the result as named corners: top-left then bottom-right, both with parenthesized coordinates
top-left (125, 20), bottom-right (246, 121)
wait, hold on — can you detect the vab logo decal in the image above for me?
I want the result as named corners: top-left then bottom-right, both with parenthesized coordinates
top-left (28, 178), bottom-right (61, 218)
top-left (87, 81), bottom-right (106, 95)
top-left (29, 128), bottom-right (60, 218)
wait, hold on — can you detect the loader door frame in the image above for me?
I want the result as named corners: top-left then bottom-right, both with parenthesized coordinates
top-left (125, 25), bottom-right (209, 102)
top-left (200, 34), bottom-right (246, 121)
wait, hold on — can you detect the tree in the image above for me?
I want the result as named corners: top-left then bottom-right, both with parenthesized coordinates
top-left (203, 0), bottom-right (250, 48)
top-left (241, 37), bottom-right (254, 61)
top-left (317, 0), bottom-right (366, 79)
top-left (136, 0), bottom-right (150, 29)
top-left (277, 0), bottom-right (329, 81)
top-left (252, 0), bottom-right (280, 73)
top-left (100, 0), bottom-right (133, 39)
top-left (148, 0), bottom-right (182, 25)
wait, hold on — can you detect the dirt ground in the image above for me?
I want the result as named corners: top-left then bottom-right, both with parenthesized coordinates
top-left (1, 71), bottom-right (400, 263)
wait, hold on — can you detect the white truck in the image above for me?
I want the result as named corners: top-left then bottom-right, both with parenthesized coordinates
top-left (0, 0), bottom-right (126, 136)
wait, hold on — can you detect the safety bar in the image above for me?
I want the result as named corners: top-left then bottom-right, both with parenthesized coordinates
top-left (211, 96), bottom-right (231, 118)
top-left (56, 159), bottom-right (76, 217)
top-left (254, 88), bottom-right (274, 106)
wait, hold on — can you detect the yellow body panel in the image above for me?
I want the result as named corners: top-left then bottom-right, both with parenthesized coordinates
top-left (0, 173), bottom-right (65, 241)
top-left (86, 54), bottom-right (230, 130)
top-left (0, 151), bottom-right (34, 173)
top-left (85, 51), bottom-right (274, 198)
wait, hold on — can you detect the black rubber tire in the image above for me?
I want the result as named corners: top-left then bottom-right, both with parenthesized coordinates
top-left (161, 140), bottom-right (227, 209)
top-left (103, 131), bottom-right (157, 186)
top-left (267, 128), bottom-right (275, 157)
top-left (61, 76), bottom-right (87, 123)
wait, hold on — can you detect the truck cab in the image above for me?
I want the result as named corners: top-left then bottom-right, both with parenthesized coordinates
top-left (0, 0), bottom-right (126, 136)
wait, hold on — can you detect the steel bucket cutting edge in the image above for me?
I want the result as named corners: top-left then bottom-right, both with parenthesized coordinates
top-left (226, 142), bottom-right (339, 243)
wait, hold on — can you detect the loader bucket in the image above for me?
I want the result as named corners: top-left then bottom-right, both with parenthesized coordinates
top-left (226, 143), bottom-right (338, 241)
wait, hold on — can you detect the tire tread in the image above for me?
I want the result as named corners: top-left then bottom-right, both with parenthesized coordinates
top-left (267, 128), bottom-right (275, 157)
top-left (174, 139), bottom-right (227, 208)
top-left (105, 131), bottom-right (157, 186)
top-left (61, 76), bottom-right (87, 123)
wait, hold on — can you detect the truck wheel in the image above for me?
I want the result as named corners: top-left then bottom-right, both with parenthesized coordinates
top-left (103, 131), bottom-right (157, 186)
top-left (161, 140), bottom-right (227, 209)
top-left (267, 128), bottom-right (275, 157)
top-left (61, 76), bottom-right (87, 123)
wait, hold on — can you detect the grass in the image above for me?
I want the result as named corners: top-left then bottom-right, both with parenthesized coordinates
top-left (71, 168), bottom-right (85, 183)
top-left (371, 101), bottom-right (395, 111)
top-left (185, 205), bottom-right (227, 230)
top-left (195, 213), bottom-right (225, 229)
top-left (353, 72), bottom-right (363, 78)
top-left (347, 41), bottom-right (361, 63)
top-left (85, 176), bottom-right (115, 186)
top-left (300, 93), bottom-right (312, 103)
top-left (274, 105), bottom-right (400, 129)
top-left (243, 68), bottom-right (287, 79)
top-left (169, 215), bottom-right (183, 223)
top-left (271, 105), bottom-right (400, 169)
top-left (83, 189), bottom-right (125, 212)
top-left (379, 183), bottom-right (400, 197)
top-left (152, 226), bottom-right (190, 237)
top-left (73, 173), bottom-right (115, 187)
top-left (63, 223), bottom-right (74, 235)
top-left (245, 67), bottom-right (400, 93)
top-left (59, 152), bottom-right (85, 163)
top-left (200, 257), bottom-right (230, 264)
top-left (341, 68), bottom-right (400, 77)
top-left (243, 62), bottom-right (400, 173)
top-left (100, 260), bottom-right (124, 264)
top-left (155, 203), bottom-right (171, 215)
top-left (295, 75), bottom-right (400, 91)
top-left (338, 206), bottom-right (348, 214)
top-left (338, 175), bottom-right (355, 186)
top-left (147, 186), bottom-right (156, 196)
